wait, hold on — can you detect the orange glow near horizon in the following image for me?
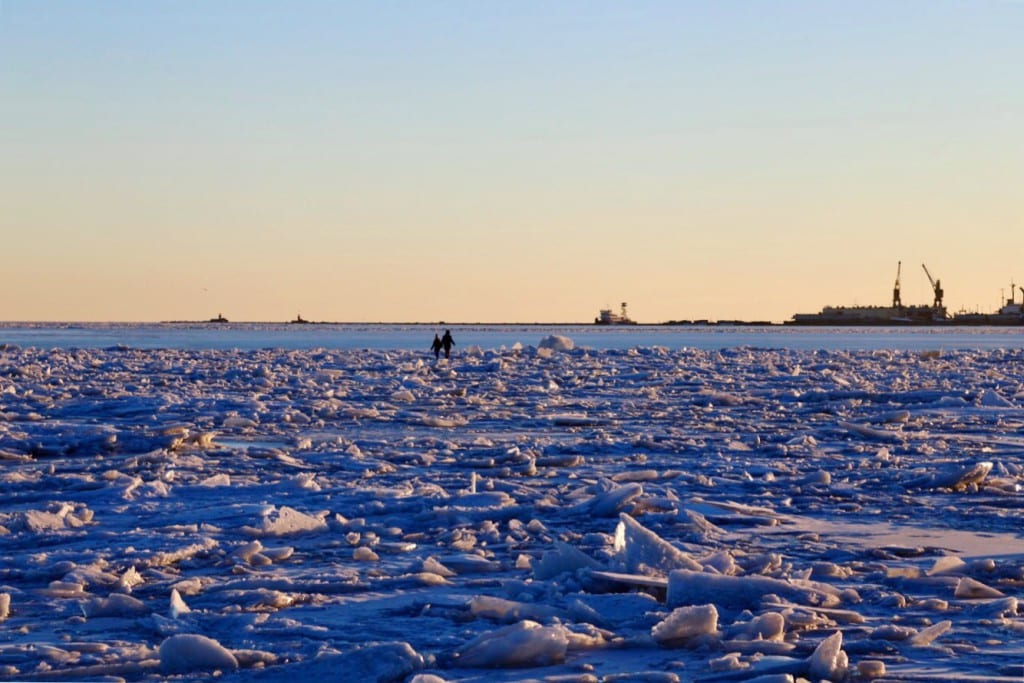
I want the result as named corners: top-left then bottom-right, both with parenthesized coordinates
top-left (2, 2), bottom-right (1021, 323)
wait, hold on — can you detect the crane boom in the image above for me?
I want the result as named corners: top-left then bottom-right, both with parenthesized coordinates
top-left (921, 264), bottom-right (944, 308)
top-left (921, 263), bottom-right (936, 288)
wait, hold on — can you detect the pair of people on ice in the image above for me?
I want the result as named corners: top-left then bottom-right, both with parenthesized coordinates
top-left (430, 330), bottom-right (455, 359)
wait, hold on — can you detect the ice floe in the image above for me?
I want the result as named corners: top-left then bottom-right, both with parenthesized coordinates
top-left (0, 342), bottom-right (1021, 681)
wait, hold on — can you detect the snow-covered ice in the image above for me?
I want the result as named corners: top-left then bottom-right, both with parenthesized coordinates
top-left (0, 341), bottom-right (1022, 682)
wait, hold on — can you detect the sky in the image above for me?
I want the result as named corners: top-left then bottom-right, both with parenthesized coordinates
top-left (2, 1), bottom-right (1022, 324)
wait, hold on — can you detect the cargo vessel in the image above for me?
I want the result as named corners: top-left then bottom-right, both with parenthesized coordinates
top-left (951, 284), bottom-right (1024, 326)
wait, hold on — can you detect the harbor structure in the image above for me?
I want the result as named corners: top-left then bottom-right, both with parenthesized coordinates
top-left (788, 263), bottom-right (948, 325)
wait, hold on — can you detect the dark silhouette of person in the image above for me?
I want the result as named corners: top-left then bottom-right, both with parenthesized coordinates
top-left (441, 329), bottom-right (455, 359)
top-left (430, 334), bottom-right (443, 360)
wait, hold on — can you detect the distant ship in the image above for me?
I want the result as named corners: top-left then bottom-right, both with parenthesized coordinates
top-left (208, 313), bottom-right (229, 323)
top-left (290, 314), bottom-right (311, 324)
top-left (951, 284), bottom-right (1024, 326)
top-left (787, 262), bottom-right (949, 326)
top-left (595, 302), bottom-right (636, 325)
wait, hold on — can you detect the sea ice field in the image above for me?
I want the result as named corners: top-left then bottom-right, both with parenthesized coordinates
top-left (0, 336), bottom-right (1022, 682)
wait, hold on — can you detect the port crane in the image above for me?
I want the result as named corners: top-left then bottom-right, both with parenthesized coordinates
top-left (892, 261), bottom-right (902, 308)
top-left (921, 264), bottom-right (944, 308)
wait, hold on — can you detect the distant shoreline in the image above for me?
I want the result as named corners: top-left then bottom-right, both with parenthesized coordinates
top-left (0, 320), bottom-right (784, 327)
top-left (28, 321), bottom-right (782, 327)
top-left (163, 319), bottom-right (784, 327)
top-left (4, 318), bottom-right (1024, 327)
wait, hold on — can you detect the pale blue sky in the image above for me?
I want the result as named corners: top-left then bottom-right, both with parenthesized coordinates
top-left (3, 1), bottom-right (1022, 322)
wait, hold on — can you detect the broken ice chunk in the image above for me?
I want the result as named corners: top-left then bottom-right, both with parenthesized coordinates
top-left (953, 576), bottom-right (1005, 599)
top-left (333, 642), bottom-right (424, 682)
top-left (651, 604), bottom-right (719, 646)
top-left (807, 631), bottom-right (848, 681)
top-left (908, 462), bottom-right (992, 491)
top-left (578, 482), bottom-right (644, 517)
top-left (537, 335), bottom-right (574, 352)
top-left (667, 570), bottom-right (842, 610)
top-left (454, 620), bottom-right (568, 668)
top-left (83, 593), bottom-right (148, 618)
top-left (159, 633), bottom-right (238, 674)
top-left (926, 556), bottom-right (966, 576)
top-left (978, 389), bottom-right (1013, 407)
top-left (615, 513), bottom-right (701, 576)
top-left (468, 595), bottom-right (565, 623)
top-left (909, 620), bottom-right (952, 646)
top-left (534, 541), bottom-right (602, 580)
top-left (169, 589), bottom-right (191, 619)
top-left (242, 505), bottom-right (328, 537)
top-left (727, 611), bottom-right (786, 642)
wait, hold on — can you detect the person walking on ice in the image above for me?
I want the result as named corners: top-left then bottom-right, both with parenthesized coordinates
top-left (430, 333), bottom-right (443, 360)
top-left (441, 329), bottom-right (455, 359)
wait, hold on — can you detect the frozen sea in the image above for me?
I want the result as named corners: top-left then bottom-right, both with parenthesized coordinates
top-left (0, 324), bottom-right (1022, 682)
top-left (2, 322), bottom-right (1024, 352)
